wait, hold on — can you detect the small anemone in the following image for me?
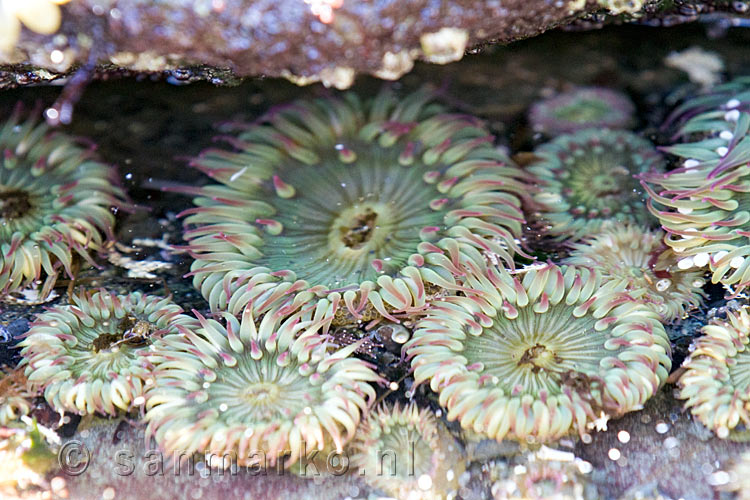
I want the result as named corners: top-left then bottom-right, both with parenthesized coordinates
top-left (0, 113), bottom-right (125, 297)
top-left (677, 307), bottom-right (750, 439)
top-left (144, 304), bottom-right (380, 469)
top-left (349, 402), bottom-right (464, 500)
top-left (642, 77), bottom-right (750, 294)
top-left (528, 128), bottom-right (664, 241)
top-left (180, 88), bottom-right (531, 319)
top-left (19, 290), bottom-right (188, 416)
top-left (405, 262), bottom-right (671, 443)
top-left (562, 224), bottom-right (705, 322)
top-left (0, 365), bottom-right (35, 425)
top-left (527, 87), bottom-right (635, 136)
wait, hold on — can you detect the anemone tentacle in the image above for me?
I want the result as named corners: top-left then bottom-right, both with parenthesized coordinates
top-left (677, 307), bottom-right (750, 438)
top-left (181, 89), bottom-right (532, 318)
top-left (528, 128), bottom-right (663, 241)
top-left (144, 301), bottom-right (381, 469)
top-left (0, 113), bottom-right (125, 296)
top-left (405, 262), bottom-right (671, 443)
top-left (19, 290), bottom-right (188, 416)
top-left (528, 87), bottom-right (635, 136)
top-left (642, 78), bottom-right (750, 293)
top-left (562, 224), bottom-right (705, 322)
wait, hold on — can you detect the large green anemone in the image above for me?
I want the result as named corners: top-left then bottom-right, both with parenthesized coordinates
top-left (677, 307), bottom-right (750, 439)
top-left (562, 224), bottom-right (705, 323)
top-left (528, 87), bottom-right (635, 136)
top-left (642, 77), bottom-right (750, 294)
top-left (181, 89), bottom-right (531, 318)
top-left (405, 262), bottom-right (671, 443)
top-left (528, 128), bottom-right (663, 241)
top-left (19, 290), bottom-right (188, 416)
top-left (0, 114), bottom-right (124, 296)
top-left (144, 303), bottom-right (380, 469)
top-left (349, 402), bottom-right (464, 500)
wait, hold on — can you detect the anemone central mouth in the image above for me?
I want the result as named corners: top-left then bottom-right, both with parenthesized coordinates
top-left (0, 189), bottom-right (31, 221)
top-left (517, 343), bottom-right (562, 373)
top-left (92, 333), bottom-right (123, 353)
top-left (340, 208), bottom-right (378, 249)
top-left (556, 101), bottom-right (607, 123)
top-left (243, 382), bottom-right (281, 404)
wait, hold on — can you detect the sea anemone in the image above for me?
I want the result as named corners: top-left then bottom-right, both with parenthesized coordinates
top-left (0, 113), bottom-right (124, 297)
top-left (642, 78), bottom-right (750, 294)
top-left (677, 307), bottom-right (750, 439)
top-left (349, 402), bottom-right (464, 500)
top-left (0, 0), bottom-right (68, 53)
top-left (562, 224), bottom-right (705, 322)
top-left (181, 88), bottom-right (531, 319)
top-left (144, 303), bottom-right (380, 469)
top-left (18, 290), bottom-right (188, 416)
top-left (527, 87), bottom-right (635, 136)
top-left (406, 262), bottom-right (671, 443)
top-left (528, 128), bottom-right (664, 241)
top-left (0, 365), bottom-right (35, 425)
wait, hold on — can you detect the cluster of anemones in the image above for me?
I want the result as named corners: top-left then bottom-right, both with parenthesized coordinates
top-left (0, 113), bottom-right (124, 297)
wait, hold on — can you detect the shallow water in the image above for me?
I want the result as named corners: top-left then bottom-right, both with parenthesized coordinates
top-left (2, 22), bottom-right (750, 500)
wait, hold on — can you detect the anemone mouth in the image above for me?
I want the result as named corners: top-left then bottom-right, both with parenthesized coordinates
top-left (19, 290), bottom-right (187, 416)
top-left (678, 308), bottom-right (750, 437)
top-left (0, 114), bottom-right (125, 295)
top-left (182, 89), bottom-right (531, 317)
top-left (406, 263), bottom-right (671, 442)
top-left (144, 304), bottom-right (379, 468)
top-left (562, 224), bottom-right (705, 322)
top-left (528, 87), bottom-right (635, 135)
top-left (528, 128), bottom-right (663, 241)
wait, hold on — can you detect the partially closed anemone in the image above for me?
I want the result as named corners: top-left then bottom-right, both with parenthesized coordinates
top-left (181, 89), bottom-right (531, 318)
top-left (144, 304), bottom-right (380, 469)
top-left (677, 308), bottom-right (750, 438)
top-left (563, 224), bottom-right (705, 322)
top-left (406, 263), bottom-right (671, 443)
top-left (0, 114), bottom-right (124, 296)
top-left (642, 78), bottom-right (750, 293)
top-left (528, 128), bottom-right (663, 241)
top-left (527, 87), bottom-right (635, 136)
top-left (19, 290), bottom-right (188, 416)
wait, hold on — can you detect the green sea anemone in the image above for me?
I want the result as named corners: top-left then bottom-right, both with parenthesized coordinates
top-left (18, 290), bottom-right (188, 416)
top-left (642, 77), bottom-right (750, 294)
top-left (144, 303), bottom-right (380, 469)
top-left (0, 113), bottom-right (124, 297)
top-left (405, 262), bottom-right (671, 443)
top-left (528, 128), bottom-right (663, 241)
top-left (562, 224), bottom-right (705, 322)
top-left (527, 87), bottom-right (635, 136)
top-left (677, 307), bottom-right (750, 438)
top-left (350, 402), bottom-right (464, 500)
top-left (181, 89), bottom-right (531, 319)
top-left (0, 365), bottom-right (34, 425)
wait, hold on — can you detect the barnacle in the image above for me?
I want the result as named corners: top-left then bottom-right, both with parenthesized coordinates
top-left (562, 224), bottom-right (705, 322)
top-left (527, 87), bottom-right (635, 136)
top-left (18, 290), bottom-right (188, 416)
top-left (0, 365), bottom-right (35, 425)
top-left (181, 89), bottom-right (530, 318)
top-left (0, 0), bottom-right (68, 53)
top-left (529, 128), bottom-right (663, 240)
top-left (144, 304), bottom-right (380, 469)
top-left (642, 77), bottom-right (750, 293)
top-left (677, 308), bottom-right (750, 438)
top-left (349, 402), bottom-right (464, 500)
top-left (405, 262), bottom-right (671, 443)
top-left (0, 113), bottom-right (124, 297)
